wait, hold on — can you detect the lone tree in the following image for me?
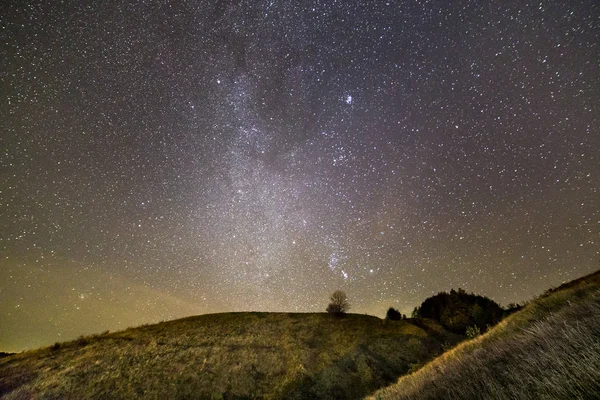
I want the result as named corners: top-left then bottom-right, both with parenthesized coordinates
top-left (327, 290), bottom-right (350, 314)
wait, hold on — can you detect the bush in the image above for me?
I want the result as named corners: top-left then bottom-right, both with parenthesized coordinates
top-left (386, 307), bottom-right (402, 321)
top-left (76, 335), bottom-right (90, 347)
top-left (418, 288), bottom-right (503, 334)
top-left (465, 325), bottom-right (480, 339)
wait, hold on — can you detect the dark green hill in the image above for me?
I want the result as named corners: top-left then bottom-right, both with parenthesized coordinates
top-left (368, 270), bottom-right (600, 400)
top-left (0, 312), bottom-right (461, 399)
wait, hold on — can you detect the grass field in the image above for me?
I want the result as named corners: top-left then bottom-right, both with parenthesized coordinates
top-left (4, 273), bottom-right (597, 399)
top-left (367, 270), bottom-right (600, 400)
top-left (0, 312), bottom-right (461, 399)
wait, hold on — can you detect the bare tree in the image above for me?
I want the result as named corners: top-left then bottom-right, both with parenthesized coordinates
top-left (326, 290), bottom-right (350, 314)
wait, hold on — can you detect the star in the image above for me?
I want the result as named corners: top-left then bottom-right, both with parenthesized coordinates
top-left (1, 0), bottom-right (597, 352)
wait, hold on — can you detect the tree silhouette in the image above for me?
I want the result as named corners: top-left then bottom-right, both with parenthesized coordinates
top-left (386, 307), bottom-right (402, 321)
top-left (326, 290), bottom-right (350, 314)
top-left (418, 288), bottom-right (503, 334)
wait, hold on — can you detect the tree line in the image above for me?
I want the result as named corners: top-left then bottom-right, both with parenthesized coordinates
top-left (326, 289), bottom-right (523, 336)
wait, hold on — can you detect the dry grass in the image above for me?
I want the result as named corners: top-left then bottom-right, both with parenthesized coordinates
top-left (0, 312), bottom-right (460, 399)
top-left (367, 271), bottom-right (600, 400)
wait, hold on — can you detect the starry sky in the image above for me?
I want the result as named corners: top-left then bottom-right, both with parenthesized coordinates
top-left (1, 0), bottom-right (599, 352)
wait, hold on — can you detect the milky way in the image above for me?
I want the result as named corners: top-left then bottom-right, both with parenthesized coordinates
top-left (2, 1), bottom-right (599, 352)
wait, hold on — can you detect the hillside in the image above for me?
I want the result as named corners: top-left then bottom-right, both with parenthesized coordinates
top-left (0, 312), bottom-right (461, 399)
top-left (368, 270), bottom-right (600, 400)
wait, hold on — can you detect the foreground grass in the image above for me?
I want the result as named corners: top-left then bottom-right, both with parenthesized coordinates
top-left (368, 271), bottom-right (600, 400)
top-left (0, 312), bottom-right (460, 399)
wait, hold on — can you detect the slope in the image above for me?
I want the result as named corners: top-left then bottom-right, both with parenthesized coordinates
top-left (367, 270), bottom-right (600, 400)
top-left (0, 312), bottom-right (461, 399)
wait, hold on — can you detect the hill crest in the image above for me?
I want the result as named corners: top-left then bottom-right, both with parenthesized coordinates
top-left (368, 269), bottom-right (600, 399)
top-left (0, 312), bottom-right (460, 399)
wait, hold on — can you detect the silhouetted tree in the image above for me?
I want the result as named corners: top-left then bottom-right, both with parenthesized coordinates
top-left (327, 290), bottom-right (350, 314)
top-left (386, 307), bottom-right (402, 321)
top-left (418, 288), bottom-right (503, 334)
top-left (411, 306), bottom-right (421, 318)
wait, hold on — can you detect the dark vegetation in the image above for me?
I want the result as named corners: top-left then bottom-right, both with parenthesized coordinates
top-left (326, 290), bottom-right (350, 315)
top-left (411, 288), bottom-right (504, 335)
top-left (385, 308), bottom-right (405, 321)
top-left (369, 269), bottom-right (600, 400)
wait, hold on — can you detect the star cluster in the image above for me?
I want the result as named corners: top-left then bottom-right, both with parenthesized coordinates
top-left (1, 0), bottom-right (599, 352)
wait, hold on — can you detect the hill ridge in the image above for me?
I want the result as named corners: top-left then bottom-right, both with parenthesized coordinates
top-left (367, 269), bottom-right (600, 400)
top-left (0, 311), bottom-right (459, 399)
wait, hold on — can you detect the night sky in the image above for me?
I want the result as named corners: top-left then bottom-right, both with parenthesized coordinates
top-left (2, 1), bottom-right (599, 353)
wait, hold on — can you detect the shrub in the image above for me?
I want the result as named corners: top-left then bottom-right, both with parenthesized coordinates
top-left (386, 307), bottom-right (402, 321)
top-left (76, 335), bottom-right (90, 347)
top-left (418, 288), bottom-right (503, 334)
top-left (465, 325), bottom-right (481, 339)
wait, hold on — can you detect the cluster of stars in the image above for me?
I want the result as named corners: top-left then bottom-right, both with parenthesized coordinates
top-left (1, 0), bottom-right (598, 352)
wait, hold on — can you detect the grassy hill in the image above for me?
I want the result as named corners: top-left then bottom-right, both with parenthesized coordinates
top-left (368, 270), bottom-right (600, 400)
top-left (0, 312), bottom-right (461, 399)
